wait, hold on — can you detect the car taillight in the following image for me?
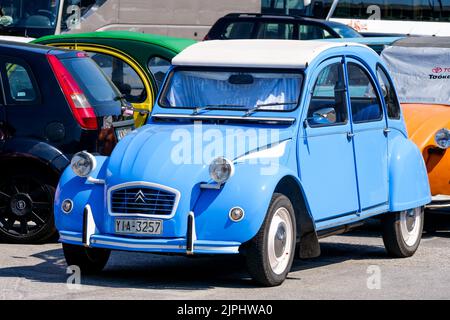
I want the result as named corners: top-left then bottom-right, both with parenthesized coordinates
top-left (46, 54), bottom-right (98, 130)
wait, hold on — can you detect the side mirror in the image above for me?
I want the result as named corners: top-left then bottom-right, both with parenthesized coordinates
top-left (310, 107), bottom-right (337, 125)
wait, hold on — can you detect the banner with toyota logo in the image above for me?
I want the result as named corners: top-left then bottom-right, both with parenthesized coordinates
top-left (381, 45), bottom-right (450, 106)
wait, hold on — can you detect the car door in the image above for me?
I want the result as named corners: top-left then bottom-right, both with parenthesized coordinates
top-left (345, 59), bottom-right (389, 213)
top-left (298, 58), bottom-right (359, 226)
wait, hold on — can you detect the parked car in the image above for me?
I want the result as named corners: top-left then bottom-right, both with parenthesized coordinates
top-left (33, 31), bottom-right (196, 127)
top-left (55, 40), bottom-right (431, 286)
top-left (0, 40), bottom-right (130, 243)
top-left (204, 13), bottom-right (362, 41)
top-left (381, 37), bottom-right (450, 208)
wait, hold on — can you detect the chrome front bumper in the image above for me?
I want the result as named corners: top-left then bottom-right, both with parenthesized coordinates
top-left (58, 205), bottom-right (240, 255)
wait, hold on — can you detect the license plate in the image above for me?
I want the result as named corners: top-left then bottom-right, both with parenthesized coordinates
top-left (115, 126), bottom-right (133, 141)
top-left (115, 219), bottom-right (163, 235)
top-left (113, 119), bottom-right (135, 141)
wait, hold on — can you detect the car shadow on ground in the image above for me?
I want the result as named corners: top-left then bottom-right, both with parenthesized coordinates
top-left (0, 240), bottom-right (390, 291)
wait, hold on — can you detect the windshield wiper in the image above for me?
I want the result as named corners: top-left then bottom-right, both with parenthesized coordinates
top-left (192, 104), bottom-right (246, 115)
top-left (245, 102), bottom-right (298, 116)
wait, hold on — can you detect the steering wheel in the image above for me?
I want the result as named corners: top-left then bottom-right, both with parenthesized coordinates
top-left (37, 9), bottom-right (56, 21)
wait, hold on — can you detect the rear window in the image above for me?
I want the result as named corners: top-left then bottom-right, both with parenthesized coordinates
top-left (87, 52), bottom-right (147, 104)
top-left (60, 57), bottom-right (122, 110)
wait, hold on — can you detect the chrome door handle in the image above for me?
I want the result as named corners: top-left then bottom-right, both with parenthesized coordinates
top-left (383, 128), bottom-right (391, 136)
top-left (347, 132), bottom-right (355, 141)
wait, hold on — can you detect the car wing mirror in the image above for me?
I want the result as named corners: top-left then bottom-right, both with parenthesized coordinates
top-left (310, 107), bottom-right (337, 125)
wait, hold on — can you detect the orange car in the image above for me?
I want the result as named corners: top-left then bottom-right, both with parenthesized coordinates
top-left (382, 37), bottom-right (450, 206)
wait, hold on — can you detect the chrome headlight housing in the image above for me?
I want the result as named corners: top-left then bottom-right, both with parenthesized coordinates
top-left (71, 151), bottom-right (97, 177)
top-left (435, 128), bottom-right (450, 149)
top-left (209, 157), bottom-right (235, 184)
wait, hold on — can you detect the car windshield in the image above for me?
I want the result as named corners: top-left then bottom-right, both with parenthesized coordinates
top-left (160, 70), bottom-right (303, 113)
top-left (0, 0), bottom-right (61, 38)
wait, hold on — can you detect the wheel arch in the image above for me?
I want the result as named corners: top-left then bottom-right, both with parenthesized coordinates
top-left (0, 137), bottom-right (69, 183)
top-left (274, 175), bottom-right (320, 258)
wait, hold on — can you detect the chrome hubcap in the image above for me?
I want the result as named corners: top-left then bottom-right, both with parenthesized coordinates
top-left (268, 207), bottom-right (293, 275)
top-left (400, 208), bottom-right (422, 247)
top-left (274, 224), bottom-right (287, 258)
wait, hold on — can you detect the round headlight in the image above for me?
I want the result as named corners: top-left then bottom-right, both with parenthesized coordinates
top-left (435, 128), bottom-right (450, 149)
top-left (209, 157), bottom-right (235, 184)
top-left (71, 151), bottom-right (97, 177)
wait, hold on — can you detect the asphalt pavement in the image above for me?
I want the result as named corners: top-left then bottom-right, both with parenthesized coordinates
top-left (0, 217), bottom-right (449, 300)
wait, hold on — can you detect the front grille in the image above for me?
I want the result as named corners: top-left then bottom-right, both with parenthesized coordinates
top-left (110, 186), bottom-right (176, 215)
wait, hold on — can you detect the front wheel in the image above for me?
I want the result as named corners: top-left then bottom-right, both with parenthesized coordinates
top-left (382, 207), bottom-right (424, 258)
top-left (63, 243), bottom-right (111, 274)
top-left (245, 193), bottom-right (296, 287)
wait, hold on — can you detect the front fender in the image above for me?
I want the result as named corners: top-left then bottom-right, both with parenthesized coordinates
top-left (194, 163), bottom-right (300, 244)
top-left (54, 156), bottom-right (109, 233)
top-left (402, 104), bottom-right (450, 151)
top-left (402, 104), bottom-right (450, 196)
top-left (389, 133), bottom-right (431, 212)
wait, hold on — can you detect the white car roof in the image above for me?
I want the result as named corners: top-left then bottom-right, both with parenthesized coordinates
top-left (172, 40), bottom-right (368, 69)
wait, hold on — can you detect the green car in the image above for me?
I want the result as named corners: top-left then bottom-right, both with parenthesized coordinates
top-left (34, 31), bottom-right (196, 127)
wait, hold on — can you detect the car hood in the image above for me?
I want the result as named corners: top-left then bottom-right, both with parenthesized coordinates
top-left (105, 122), bottom-right (294, 188)
top-left (402, 103), bottom-right (450, 150)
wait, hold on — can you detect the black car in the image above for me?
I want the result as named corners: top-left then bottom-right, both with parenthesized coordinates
top-left (0, 41), bottom-right (129, 243)
top-left (205, 13), bottom-right (362, 40)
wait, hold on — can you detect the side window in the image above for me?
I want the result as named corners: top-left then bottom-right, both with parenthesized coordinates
top-left (298, 24), bottom-right (333, 40)
top-left (256, 22), bottom-right (295, 39)
top-left (377, 66), bottom-right (401, 120)
top-left (4, 60), bottom-right (38, 103)
top-left (221, 22), bottom-right (254, 39)
top-left (148, 57), bottom-right (171, 89)
top-left (87, 52), bottom-right (146, 103)
top-left (307, 62), bottom-right (348, 127)
top-left (347, 62), bottom-right (383, 123)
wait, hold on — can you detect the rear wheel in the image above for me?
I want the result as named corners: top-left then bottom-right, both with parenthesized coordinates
top-left (63, 243), bottom-right (110, 274)
top-left (382, 207), bottom-right (424, 258)
top-left (0, 170), bottom-right (57, 243)
top-left (245, 193), bottom-right (296, 287)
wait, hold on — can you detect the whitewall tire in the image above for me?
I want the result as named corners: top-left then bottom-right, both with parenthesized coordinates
top-left (382, 207), bottom-right (424, 258)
